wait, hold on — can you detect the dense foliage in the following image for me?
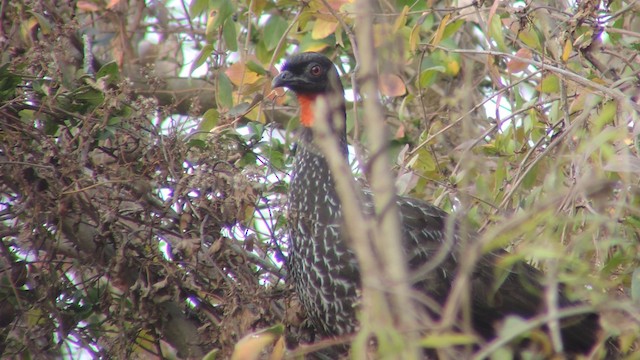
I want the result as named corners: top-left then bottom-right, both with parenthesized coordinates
top-left (1, 0), bottom-right (639, 358)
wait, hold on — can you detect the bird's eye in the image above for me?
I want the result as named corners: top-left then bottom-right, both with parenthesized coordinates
top-left (310, 65), bottom-right (322, 76)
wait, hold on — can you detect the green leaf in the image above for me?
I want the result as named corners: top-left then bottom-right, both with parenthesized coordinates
top-left (538, 75), bottom-right (560, 93)
top-left (191, 44), bottom-right (213, 75)
top-left (237, 152), bottom-right (257, 167)
top-left (75, 88), bottom-right (105, 107)
top-left (245, 60), bottom-right (267, 75)
top-left (18, 109), bottom-right (34, 122)
top-left (202, 348), bottom-right (219, 360)
top-left (255, 41), bottom-right (271, 64)
top-left (489, 15), bottom-right (507, 51)
top-left (223, 19), bottom-right (238, 51)
top-left (217, 72), bottom-right (234, 110)
top-left (189, 0), bottom-right (208, 17)
top-left (497, 316), bottom-right (531, 339)
top-left (107, 117), bottom-right (121, 126)
top-left (625, 215), bottom-right (640, 229)
top-left (0, 64), bottom-right (22, 100)
top-left (96, 61), bottom-right (119, 82)
top-left (199, 109), bottom-right (219, 133)
top-left (631, 268), bottom-right (640, 303)
top-left (417, 66), bottom-right (445, 88)
top-left (593, 101), bottom-right (617, 131)
top-left (28, 11), bottom-right (52, 35)
top-left (188, 139), bottom-right (207, 149)
top-left (607, 18), bottom-right (624, 44)
top-left (228, 102), bottom-right (251, 118)
top-left (212, 0), bottom-right (234, 28)
top-left (407, 147), bottom-right (436, 173)
top-left (32, 113), bottom-right (59, 136)
top-left (518, 27), bottom-right (541, 51)
top-left (263, 15), bottom-right (288, 51)
top-left (441, 19), bottom-right (464, 42)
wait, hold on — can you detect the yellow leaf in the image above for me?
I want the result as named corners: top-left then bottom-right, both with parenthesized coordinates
top-left (300, 41), bottom-right (329, 53)
top-left (409, 23), bottom-right (421, 53)
top-left (421, 333), bottom-right (479, 348)
top-left (446, 59), bottom-right (460, 76)
top-left (431, 13), bottom-right (451, 47)
top-left (269, 336), bottom-right (286, 360)
top-left (311, 18), bottom-right (339, 40)
top-left (26, 308), bottom-right (46, 327)
top-left (231, 325), bottom-right (284, 360)
top-left (379, 73), bottom-right (406, 97)
top-left (133, 329), bottom-right (155, 353)
top-left (225, 62), bottom-right (261, 86)
top-left (562, 38), bottom-right (572, 62)
top-left (517, 28), bottom-right (541, 50)
top-left (393, 5), bottom-right (409, 33)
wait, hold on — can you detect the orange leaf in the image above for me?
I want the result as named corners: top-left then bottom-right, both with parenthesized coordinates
top-left (507, 48), bottom-right (532, 74)
top-left (225, 62), bottom-right (261, 87)
top-left (395, 124), bottom-right (405, 139)
top-left (379, 73), bottom-right (406, 97)
top-left (106, 0), bottom-right (123, 10)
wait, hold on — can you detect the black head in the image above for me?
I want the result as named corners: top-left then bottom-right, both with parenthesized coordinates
top-left (272, 52), bottom-right (344, 96)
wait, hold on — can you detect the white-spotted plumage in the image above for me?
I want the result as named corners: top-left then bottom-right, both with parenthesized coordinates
top-left (287, 138), bottom-right (457, 335)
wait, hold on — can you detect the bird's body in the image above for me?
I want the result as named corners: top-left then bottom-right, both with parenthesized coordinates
top-left (273, 52), bottom-right (609, 357)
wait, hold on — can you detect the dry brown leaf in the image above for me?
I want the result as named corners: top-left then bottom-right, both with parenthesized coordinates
top-left (379, 73), bottom-right (406, 97)
top-left (507, 48), bottom-right (532, 74)
top-left (395, 123), bottom-right (405, 139)
top-left (77, 1), bottom-right (100, 12)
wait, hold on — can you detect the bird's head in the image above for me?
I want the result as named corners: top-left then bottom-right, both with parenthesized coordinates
top-left (272, 52), bottom-right (345, 129)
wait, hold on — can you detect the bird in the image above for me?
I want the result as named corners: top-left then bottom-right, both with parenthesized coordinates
top-left (271, 52), bottom-right (611, 358)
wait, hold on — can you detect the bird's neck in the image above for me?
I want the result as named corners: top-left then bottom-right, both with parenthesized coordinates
top-left (290, 95), bottom-right (348, 215)
top-left (295, 92), bottom-right (348, 156)
top-left (296, 94), bottom-right (318, 128)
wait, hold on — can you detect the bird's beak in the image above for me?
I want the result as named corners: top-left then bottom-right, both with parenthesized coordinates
top-left (271, 71), bottom-right (291, 89)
